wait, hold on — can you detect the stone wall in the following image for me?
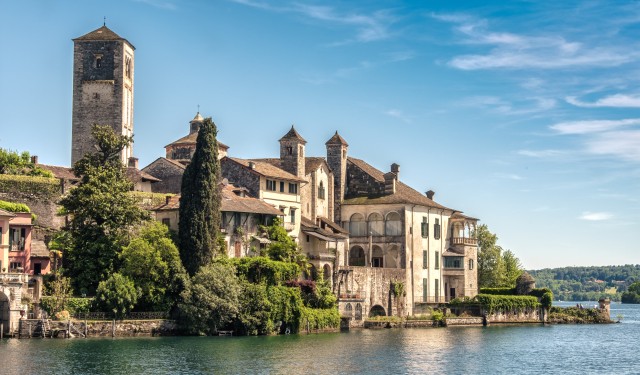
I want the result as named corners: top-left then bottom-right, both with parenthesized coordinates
top-left (344, 160), bottom-right (385, 198)
top-left (21, 319), bottom-right (179, 337)
top-left (445, 317), bottom-right (483, 326)
top-left (0, 176), bottom-right (64, 231)
top-left (142, 159), bottom-right (184, 194)
top-left (487, 308), bottom-right (543, 324)
top-left (220, 159), bottom-right (261, 198)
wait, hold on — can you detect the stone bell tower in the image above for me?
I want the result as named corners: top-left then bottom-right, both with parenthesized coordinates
top-left (71, 24), bottom-right (135, 165)
top-left (279, 125), bottom-right (306, 178)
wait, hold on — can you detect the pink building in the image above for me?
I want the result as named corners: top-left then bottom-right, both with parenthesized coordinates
top-left (0, 209), bottom-right (50, 275)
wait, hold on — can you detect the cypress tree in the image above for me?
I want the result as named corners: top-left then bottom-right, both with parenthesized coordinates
top-left (178, 117), bottom-right (222, 275)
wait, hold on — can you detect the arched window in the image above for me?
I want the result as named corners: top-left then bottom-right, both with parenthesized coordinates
top-left (349, 246), bottom-right (365, 266)
top-left (345, 303), bottom-right (353, 317)
top-left (349, 213), bottom-right (366, 236)
top-left (368, 213), bottom-right (384, 236)
top-left (372, 245), bottom-right (383, 268)
top-left (385, 212), bottom-right (402, 236)
top-left (355, 303), bottom-right (363, 320)
top-left (369, 305), bottom-right (386, 318)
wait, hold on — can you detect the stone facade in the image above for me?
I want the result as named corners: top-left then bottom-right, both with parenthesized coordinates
top-left (142, 157), bottom-right (186, 194)
top-left (0, 273), bottom-right (29, 335)
top-left (72, 26), bottom-right (135, 165)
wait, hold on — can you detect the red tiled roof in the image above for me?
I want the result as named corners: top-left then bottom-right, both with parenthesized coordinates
top-left (37, 164), bottom-right (77, 181)
top-left (301, 216), bottom-right (348, 240)
top-left (227, 157), bottom-right (306, 183)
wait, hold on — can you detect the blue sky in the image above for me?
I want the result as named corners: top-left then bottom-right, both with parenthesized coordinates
top-left (1, 0), bottom-right (639, 269)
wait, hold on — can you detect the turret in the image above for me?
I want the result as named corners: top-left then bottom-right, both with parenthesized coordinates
top-left (326, 131), bottom-right (348, 222)
top-left (279, 125), bottom-right (306, 178)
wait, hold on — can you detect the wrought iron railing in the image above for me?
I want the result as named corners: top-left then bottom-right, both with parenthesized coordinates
top-left (72, 311), bottom-right (169, 320)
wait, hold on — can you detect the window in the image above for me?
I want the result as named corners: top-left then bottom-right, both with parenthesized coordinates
top-left (306, 235), bottom-right (310, 242)
top-left (444, 256), bottom-right (463, 269)
top-left (125, 56), bottom-right (132, 78)
top-left (287, 146), bottom-right (293, 155)
top-left (349, 246), bottom-right (366, 266)
top-left (266, 180), bottom-right (276, 191)
top-left (423, 250), bottom-right (428, 269)
top-left (161, 218), bottom-right (170, 227)
top-left (318, 181), bottom-right (325, 199)
top-left (421, 217), bottom-right (429, 237)
top-left (280, 181), bottom-right (285, 192)
top-left (93, 93), bottom-right (100, 100)
top-left (372, 246), bottom-right (383, 268)
top-left (469, 259), bottom-right (474, 270)
top-left (368, 213), bottom-right (384, 236)
top-left (349, 213), bottom-right (367, 236)
top-left (96, 57), bottom-right (102, 68)
top-left (423, 278), bottom-right (428, 302)
top-left (434, 219), bottom-right (441, 240)
top-left (9, 262), bottom-right (22, 272)
top-left (434, 251), bottom-right (440, 269)
top-left (9, 228), bottom-right (26, 251)
top-left (288, 183), bottom-right (298, 194)
top-left (385, 212), bottom-right (402, 236)
top-left (290, 208), bottom-right (296, 224)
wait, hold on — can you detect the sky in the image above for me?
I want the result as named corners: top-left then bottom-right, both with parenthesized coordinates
top-left (1, 0), bottom-right (639, 269)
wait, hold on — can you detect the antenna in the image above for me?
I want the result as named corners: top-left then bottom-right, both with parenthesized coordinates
top-left (197, 104), bottom-right (200, 113)
top-left (103, 16), bottom-right (106, 26)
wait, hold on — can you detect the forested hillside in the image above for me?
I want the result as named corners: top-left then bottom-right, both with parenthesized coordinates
top-left (528, 265), bottom-right (640, 302)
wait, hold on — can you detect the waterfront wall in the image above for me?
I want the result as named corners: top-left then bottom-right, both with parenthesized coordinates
top-left (18, 319), bottom-right (178, 338)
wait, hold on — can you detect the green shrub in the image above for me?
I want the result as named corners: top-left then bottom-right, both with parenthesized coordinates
top-left (95, 273), bottom-right (138, 319)
top-left (475, 294), bottom-right (540, 314)
top-left (431, 310), bottom-right (445, 322)
top-left (300, 306), bottom-right (340, 330)
top-left (40, 296), bottom-right (94, 316)
top-left (529, 288), bottom-right (552, 298)
top-left (541, 291), bottom-right (553, 309)
top-left (229, 257), bottom-right (300, 285)
top-left (0, 200), bottom-right (31, 213)
top-left (479, 287), bottom-right (516, 295)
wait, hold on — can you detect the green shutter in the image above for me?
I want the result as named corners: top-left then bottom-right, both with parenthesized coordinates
top-left (435, 251), bottom-right (440, 269)
top-left (423, 278), bottom-right (428, 302)
top-left (423, 250), bottom-right (428, 269)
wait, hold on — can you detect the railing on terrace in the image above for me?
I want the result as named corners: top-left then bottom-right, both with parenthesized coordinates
top-left (0, 273), bottom-right (29, 283)
top-left (72, 311), bottom-right (169, 320)
top-left (451, 237), bottom-right (477, 246)
top-left (284, 222), bottom-right (296, 232)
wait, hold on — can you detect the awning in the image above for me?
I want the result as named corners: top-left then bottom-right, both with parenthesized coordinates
top-left (302, 230), bottom-right (339, 242)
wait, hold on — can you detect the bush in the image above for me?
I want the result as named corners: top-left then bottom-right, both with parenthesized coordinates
top-left (541, 291), bottom-right (553, 309)
top-left (475, 294), bottom-right (540, 314)
top-left (40, 297), bottom-right (93, 316)
top-left (95, 273), bottom-right (138, 319)
top-left (479, 287), bottom-right (516, 295)
top-left (229, 257), bottom-right (300, 285)
top-left (300, 307), bottom-right (340, 331)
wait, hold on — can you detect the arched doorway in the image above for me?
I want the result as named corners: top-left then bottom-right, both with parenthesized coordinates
top-left (349, 246), bottom-right (365, 266)
top-left (0, 292), bottom-right (9, 335)
top-left (369, 305), bottom-right (386, 317)
top-left (355, 303), bottom-right (363, 320)
top-left (372, 245), bottom-right (383, 268)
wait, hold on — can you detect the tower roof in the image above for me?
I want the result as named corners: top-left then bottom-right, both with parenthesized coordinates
top-left (279, 125), bottom-right (307, 144)
top-left (325, 131), bottom-right (349, 146)
top-left (190, 112), bottom-right (204, 123)
top-left (73, 25), bottom-right (135, 48)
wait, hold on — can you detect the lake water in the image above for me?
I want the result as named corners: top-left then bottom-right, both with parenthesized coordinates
top-left (1, 302), bottom-right (638, 375)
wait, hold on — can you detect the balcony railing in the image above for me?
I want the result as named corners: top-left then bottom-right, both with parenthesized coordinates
top-left (284, 222), bottom-right (296, 232)
top-left (451, 237), bottom-right (477, 246)
top-left (0, 273), bottom-right (29, 283)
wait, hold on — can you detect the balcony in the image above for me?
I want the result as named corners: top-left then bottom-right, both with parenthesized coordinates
top-left (451, 237), bottom-right (477, 246)
top-left (284, 222), bottom-right (296, 232)
top-left (0, 273), bottom-right (29, 283)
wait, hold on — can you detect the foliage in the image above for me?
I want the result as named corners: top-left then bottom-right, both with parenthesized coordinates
top-left (235, 281), bottom-right (274, 335)
top-left (178, 262), bottom-right (241, 335)
top-left (479, 287), bottom-right (516, 295)
top-left (528, 264), bottom-right (640, 302)
top-left (502, 250), bottom-right (523, 287)
top-left (120, 221), bottom-right (187, 311)
top-left (473, 294), bottom-right (540, 314)
top-left (266, 285), bottom-right (304, 334)
top-left (95, 273), bottom-right (139, 319)
top-left (229, 256), bottom-right (300, 285)
top-left (260, 217), bottom-right (304, 263)
top-left (129, 191), bottom-right (176, 208)
top-left (0, 148), bottom-right (53, 177)
top-left (430, 310), bottom-right (445, 322)
top-left (55, 310), bottom-right (71, 321)
top-left (529, 288), bottom-right (552, 298)
top-left (286, 277), bottom-right (336, 309)
top-left (300, 306), bottom-right (341, 330)
top-left (60, 125), bottom-right (148, 294)
top-left (540, 292), bottom-right (553, 309)
top-left (0, 174), bottom-right (60, 200)
top-left (178, 117), bottom-right (222, 275)
top-left (392, 282), bottom-right (406, 297)
top-left (475, 224), bottom-right (525, 288)
top-left (621, 281), bottom-right (640, 303)
top-left (42, 275), bottom-right (73, 316)
top-left (0, 200), bottom-right (31, 213)
top-left (548, 306), bottom-right (611, 323)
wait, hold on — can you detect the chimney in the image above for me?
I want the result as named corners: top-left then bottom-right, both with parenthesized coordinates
top-left (391, 163), bottom-right (400, 179)
top-left (426, 190), bottom-right (435, 200)
top-left (31, 155), bottom-right (39, 164)
top-left (128, 157), bottom-right (139, 169)
top-left (248, 161), bottom-right (255, 170)
top-left (384, 172), bottom-right (397, 194)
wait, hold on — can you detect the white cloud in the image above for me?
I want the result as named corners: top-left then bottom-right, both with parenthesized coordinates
top-left (566, 94), bottom-right (640, 108)
top-left (463, 96), bottom-right (555, 115)
top-left (550, 119), bottom-right (640, 135)
top-left (433, 13), bottom-right (639, 70)
top-left (517, 149), bottom-right (565, 158)
top-left (586, 130), bottom-right (640, 162)
top-left (384, 109), bottom-right (412, 123)
top-left (133, 0), bottom-right (176, 10)
top-left (579, 212), bottom-right (613, 221)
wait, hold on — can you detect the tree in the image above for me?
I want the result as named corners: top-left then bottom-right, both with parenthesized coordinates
top-left (178, 117), bottom-right (222, 275)
top-left (95, 273), bottom-right (138, 319)
top-left (0, 147), bottom-right (53, 177)
top-left (261, 217), bottom-right (303, 263)
top-left (475, 224), bottom-right (505, 288)
top-left (502, 249), bottom-right (524, 287)
top-left (60, 125), bottom-right (148, 294)
top-left (177, 262), bottom-right (241, 335)
top-left (120, 221), bottom-right (187, 311)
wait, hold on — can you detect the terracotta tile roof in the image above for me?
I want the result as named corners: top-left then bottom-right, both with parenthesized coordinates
top-left (30, 240), bottom-right (50, 258)
top-left (73, 26), bottom-right (134, 48)
top-left (301, 216), bottom-right (348, 240)
top-left (37, 164), bottom-right (77, 181)
top-left (0, 209), bottom-right (16, 217)
top-left (228, 157), bottom-right (306, 183)
top-left (343, 157), bottom-right (454, 211)
top-left (443, 249), bottom-right (465, 256)
top-left (153, 184), bottom-right (283, 216)
top-left (325, 131), bottom-right (348, 146)
top-left (165, 132), bottom-right (229, 150)
top-left (143, 157), bottom-right (187, 172)
top-left (279, 125), bottom-right (307, 144)
top-left (451, 212), bottom-right (479, 221)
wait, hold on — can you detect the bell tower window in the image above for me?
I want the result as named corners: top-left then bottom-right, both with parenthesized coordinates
top-left (95, 54), bottom-right (103, 68)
